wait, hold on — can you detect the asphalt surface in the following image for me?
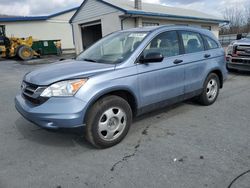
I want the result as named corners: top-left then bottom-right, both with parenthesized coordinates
top-left (0, 59), bottom-right (250, 188)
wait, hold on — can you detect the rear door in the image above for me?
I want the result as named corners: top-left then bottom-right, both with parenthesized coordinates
top-left (137, 31), bottom-right (185, 109)
top-left (178, 30), bottom-right (207, 95)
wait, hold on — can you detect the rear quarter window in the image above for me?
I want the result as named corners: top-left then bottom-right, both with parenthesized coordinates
top-left (203, 35), bottom-right (219, 50)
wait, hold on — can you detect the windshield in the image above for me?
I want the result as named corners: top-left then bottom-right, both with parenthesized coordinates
top-left (76, 31), bottom-right (148, 64)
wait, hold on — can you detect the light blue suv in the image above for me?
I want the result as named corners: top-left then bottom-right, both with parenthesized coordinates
top-left (15, 26), bottom-right (227, 148)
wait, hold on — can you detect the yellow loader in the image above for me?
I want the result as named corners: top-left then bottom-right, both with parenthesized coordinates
top-left (0, 25), bottom-right (39, 60)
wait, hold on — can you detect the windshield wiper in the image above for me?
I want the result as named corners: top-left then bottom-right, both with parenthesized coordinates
top-left (83, 58), bottom-right (97, 62)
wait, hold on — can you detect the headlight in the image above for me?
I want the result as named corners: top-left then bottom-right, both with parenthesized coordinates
top-left (227, 45), bottom-right (233, 55)
top-left (41, 79), bottom-right (87, 97)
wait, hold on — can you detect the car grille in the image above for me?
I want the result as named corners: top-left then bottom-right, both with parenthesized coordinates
top-left (235, 45), bottom-right (250, 57)
top-left (231, 58), bottom-right (250, 64)
top-left (21, 81), bottom-right (48, 105)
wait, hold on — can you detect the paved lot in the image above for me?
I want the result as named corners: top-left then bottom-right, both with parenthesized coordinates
top-left (0, 60), bottom-right (250, 188)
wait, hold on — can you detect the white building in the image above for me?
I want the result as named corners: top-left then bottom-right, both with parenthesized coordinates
top-left (70, 0), bottom-right (228, 54)
top-left (0, 7), bottom-right (78, 52)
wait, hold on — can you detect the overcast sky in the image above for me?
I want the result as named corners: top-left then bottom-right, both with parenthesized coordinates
top-left (0, 0), bottom-right (249, 17)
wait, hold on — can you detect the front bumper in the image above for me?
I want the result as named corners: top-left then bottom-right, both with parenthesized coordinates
top-left (226, 57), bottom-right (250, 71)
top-left (15, 94), bottom-right (87, 129)
top-left (227, 62), bottom-right (250, 71)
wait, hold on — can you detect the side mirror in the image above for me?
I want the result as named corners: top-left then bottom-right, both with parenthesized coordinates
top-left (140, 52), bottom-right (164, 63)
top-left (236, 34), bottom-right (242, 40)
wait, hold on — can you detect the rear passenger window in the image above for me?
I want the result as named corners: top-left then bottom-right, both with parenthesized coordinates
top-left (180, 31), bottom-right (204, 54)
top-left (144, 31), bottom-right (180, 57)
top-left (204, 35), bottom-right (219, 49)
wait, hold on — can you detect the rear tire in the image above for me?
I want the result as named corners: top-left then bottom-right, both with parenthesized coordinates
top-left (17, 45), bottom-right (34, 60)
top-left (85, 95), bottom-right (132, 149)
top-left (198, 73), bottom-right (220, 106)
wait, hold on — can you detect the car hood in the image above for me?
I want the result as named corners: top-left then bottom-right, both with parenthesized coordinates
top-left (24, 59), bottom-right (115, 85)
top-left (232, 38), bottom-right (250, 46)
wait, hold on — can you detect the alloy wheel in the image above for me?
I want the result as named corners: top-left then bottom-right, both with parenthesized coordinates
top-left (206, 78), bottom-right (218, 101)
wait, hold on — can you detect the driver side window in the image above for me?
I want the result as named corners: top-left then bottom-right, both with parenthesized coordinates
top-left (143, 31), bottom-right (180, 58)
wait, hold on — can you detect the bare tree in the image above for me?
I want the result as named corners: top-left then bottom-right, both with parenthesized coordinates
top-left (223, 7), bottom-right (243, 34)
top-left (244, 7), bottom-right (250, 32)
top-left (221, 6), bottom-right (250, 35)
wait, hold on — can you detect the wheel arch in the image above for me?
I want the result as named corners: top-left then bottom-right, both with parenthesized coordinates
top-left (208, 69), bottom-right (223, 88)
top-left (83, 87), bottom-right (139, 124)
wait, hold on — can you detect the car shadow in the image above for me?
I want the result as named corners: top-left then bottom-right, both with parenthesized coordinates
top-left (15, 100), bottom-right (198, 149)
top-left (134, 102), bottom-right (189, 122)
top-left (15, 117), bottom-right (93, 149)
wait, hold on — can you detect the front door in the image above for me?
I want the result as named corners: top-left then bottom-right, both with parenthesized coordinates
top-left (137, 31), bottom-right (185, 110)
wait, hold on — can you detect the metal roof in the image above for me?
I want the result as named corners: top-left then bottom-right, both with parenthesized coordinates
top-left (0, 7), bottom-right (79, 22)
top-left (103, 0), bottom-right (228, 23)
top-left (70, 0), bottom-right (228, 24)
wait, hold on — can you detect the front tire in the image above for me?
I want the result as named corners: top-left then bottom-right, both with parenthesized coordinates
top-left (85, 95), bottom-right (132, 148)
top-left (17, 45), bottom-right (34, 60)
top-left (198, 73), bottom-right (220, 106)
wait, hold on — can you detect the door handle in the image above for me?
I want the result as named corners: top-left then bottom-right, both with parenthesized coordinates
top-left (204, 54), bottom-right (211, 58)
top-left (173, 59), bottom-right (183, 64)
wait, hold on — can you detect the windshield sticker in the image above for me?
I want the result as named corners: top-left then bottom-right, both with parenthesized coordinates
top-left (129, 33), bottom-right (147, 38)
